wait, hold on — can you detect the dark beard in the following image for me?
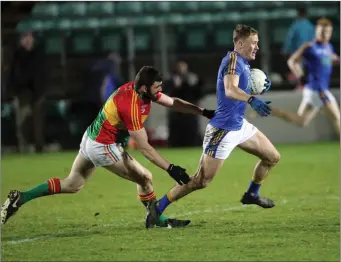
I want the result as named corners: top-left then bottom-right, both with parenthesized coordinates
top-left (141, 92), bottom-right (159, 102)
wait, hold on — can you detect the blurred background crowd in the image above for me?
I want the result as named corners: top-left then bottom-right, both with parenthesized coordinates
top-left (1, 1), bottom-right (340, 153)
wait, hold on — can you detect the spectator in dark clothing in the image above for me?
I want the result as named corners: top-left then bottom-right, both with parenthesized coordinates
top-left (9, 31), bottom-right (46, 153)
top-left (164, 60), bottom-right (205, 147)
top-left (68, 52), bottom-right (124, 141)
top-left (85, 52), bottom-right (123, 106)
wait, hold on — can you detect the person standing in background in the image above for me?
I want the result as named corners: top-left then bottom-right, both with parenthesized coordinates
top-left (9, 31), bottom-right (46, 153)
top-left (163, 60), bottom-right (205, 147)
top-left (283, 7), bottom-right (315, 56)
top-left (68, 52), bottom-right (124, 143)
top-left (83, 52), bottom-right (123, 115)
top-left (283, 7), bottom-right (315, 90)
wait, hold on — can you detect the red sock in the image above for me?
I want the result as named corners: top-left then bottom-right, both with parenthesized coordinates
top-left (47, 178), bottom-right (61, 194)
top-left (138, 191), bottom-right (156, 208)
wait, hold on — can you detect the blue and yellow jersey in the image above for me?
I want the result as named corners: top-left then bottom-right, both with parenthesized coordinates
top-left (210, 51), bottom-right (251, 131)
top-left (303, 41), bottom-right (335, 91)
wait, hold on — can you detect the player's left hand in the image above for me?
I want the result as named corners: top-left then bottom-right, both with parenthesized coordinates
top-left (202, 109), bottom-right (215, 119)
top-left (248, 96), bottom-right (272, 117)
top-left (261, 74), bottom-right (271, 95)
top-left (167, 164), bottom-right (190, 185)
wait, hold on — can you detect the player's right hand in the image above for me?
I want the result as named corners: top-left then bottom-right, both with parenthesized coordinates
top-left (167, 164), bottom-right (190, 185)
top-left (247, 96), bottom-right (272, 117)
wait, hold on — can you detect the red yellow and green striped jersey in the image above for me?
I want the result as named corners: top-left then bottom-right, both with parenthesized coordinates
top-left (87, 81), bottom-right (161, 144)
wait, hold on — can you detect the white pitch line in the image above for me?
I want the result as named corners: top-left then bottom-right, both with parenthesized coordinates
top-left (170, 198), bottom-right (292, 218)
top-left (170, 204), bottom-right (250, 218)
top-left (3, 196), bottom-right (339, 245)
top-left (3, 204), bottom-right (248, 245)
top-left (5, 234), bottom-right (58, 245)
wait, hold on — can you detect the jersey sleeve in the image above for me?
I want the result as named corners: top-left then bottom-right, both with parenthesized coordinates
top-left (119, 92), bottom-right (143, 131)
top-left (150, 92), bottom-right (162, 102)
top-left (302, 45), bottom-right (312, 59)
top-left (329, 43), bottom-right (336, 54)
top-left (223, 52), bottom-right (244, 76)
top-left (155, 92), bottom-right (162, 101)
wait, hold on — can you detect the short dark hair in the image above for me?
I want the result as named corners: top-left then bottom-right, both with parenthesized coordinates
top-left (134, 66), bottom-right (162, 89)
top-left (297, 7), bottom-right (307, 17)
top-left (233, 24), bottom-right (258, 44)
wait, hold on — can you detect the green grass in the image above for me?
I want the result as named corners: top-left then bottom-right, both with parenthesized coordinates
top-left (1, 142), bottom-right (340, 261)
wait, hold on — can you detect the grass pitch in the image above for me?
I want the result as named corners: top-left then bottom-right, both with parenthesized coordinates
top-left (1, 142), bottom-right (339, 261)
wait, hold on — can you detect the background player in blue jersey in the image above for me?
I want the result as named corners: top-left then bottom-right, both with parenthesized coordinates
top-left (272, 18), bottom-right (340, 136)
top-left (146, 25), bottom-right (280, 228)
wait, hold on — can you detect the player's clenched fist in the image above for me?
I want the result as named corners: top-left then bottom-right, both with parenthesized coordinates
top-left (167, 164), bottom-right (190, 185)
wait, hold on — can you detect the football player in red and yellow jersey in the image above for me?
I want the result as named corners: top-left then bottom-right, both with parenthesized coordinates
top-left (2, 66), bottom-right (215, 229)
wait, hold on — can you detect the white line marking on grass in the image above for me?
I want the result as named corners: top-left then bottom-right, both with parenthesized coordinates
top-left (3, 196), bottom-right (339, 245)
top-left (171, 204), bottom-right (251, 218)
top-left (0, 201), bottom-right (288, 245)
top-left (5, 234), bottom-right (59, 245)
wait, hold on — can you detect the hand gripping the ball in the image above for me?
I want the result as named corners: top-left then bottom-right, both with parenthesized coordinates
top-left (247, 96), bottom-right (272, 117)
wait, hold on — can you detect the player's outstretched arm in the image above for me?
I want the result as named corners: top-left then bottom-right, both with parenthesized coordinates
top-left (156, 93), bottom-right (215, 119)
top-left (332, 54), bottom-right (340, 65)
top-left (287, 42), bottom-right (313, 78)
top-left (129, 128), bottom-right (170, 170)
top-left (129, 128), bottom-right (190, 185)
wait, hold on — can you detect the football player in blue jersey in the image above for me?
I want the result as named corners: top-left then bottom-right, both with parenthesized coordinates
top-left (146, 24), bottom-right (280, 229)
top-left (272, 18), bottom-right (340, 136)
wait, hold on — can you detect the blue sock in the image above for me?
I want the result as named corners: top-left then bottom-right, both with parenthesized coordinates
top-left (246, 180), bottom-right (261, 198)
top-left (156, 194), bottom-right (172, 214)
